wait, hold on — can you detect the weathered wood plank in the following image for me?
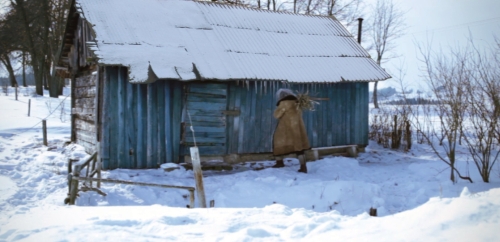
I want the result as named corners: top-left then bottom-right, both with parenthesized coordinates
top-left (72, 107), bottom-right (95, 115)
top-left (77, 139), bottom-right (96, 154)
top-left (74, 97), bottom-right (95, 109)
top-left (164, 82), bottom-right (173, 163)
top-left (252, 84), bottom-right (260, 153)
top-left (156, 82), bottom-right (166, 165)
top-left (185, 136), bottom-right (225, 144)
top-left (75, 119), bottom-right (95, 132)
top-left (108, 67), bottom-right (119, 169)
top-left (101, 67), bottom-right (110, 168)
top-left (193, 145), bottom-right (226, 155)
top-left (136, 84), bottom-right (147, 168)
top-left (237, 84), bottom-right (247, 153)
top-left (117, 67), bottom-right (127, 168)
top-left (147, 83), bottom-right (158, 168)
top-left (187, 95), bottom-right (227, 103)
top-left (75, 75), bottom-right (97, 87)
top-left (187, 101), bottom-right (226, 111)
top-left (74, 87), bottom-right (96, 98)
top-left (125, 78), bottom-right (136, 168)
top-left (171, 82), bottom-right (182, 162)
top-left (76, 129), bottom-right (96, 145)
top-left (74, 114), bottom-right (95, 123)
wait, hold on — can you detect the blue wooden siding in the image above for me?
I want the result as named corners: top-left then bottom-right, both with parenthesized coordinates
top-left (101, 67), bottom-right (368, 169)
top-left (226, 81), bottom-right (369, 154)
top-left (101, 67), bottom-right (183, 169)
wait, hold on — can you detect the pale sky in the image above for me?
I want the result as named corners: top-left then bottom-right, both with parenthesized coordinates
top-left (372, 0), bottom-right (500, 91)
top-left (1, 0), bottom-right (499, 88)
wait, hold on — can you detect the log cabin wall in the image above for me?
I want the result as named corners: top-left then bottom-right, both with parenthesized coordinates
top-left (72, 71), bottom-right (98, 153)
top-left (64, 9), bottom-right (99, 154)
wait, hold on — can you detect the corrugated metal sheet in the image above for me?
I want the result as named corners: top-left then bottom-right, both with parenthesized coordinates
top-left (77, 0), bottom-right (390, 84)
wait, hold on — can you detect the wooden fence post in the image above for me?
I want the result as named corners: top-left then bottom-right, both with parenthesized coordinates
top-left (69, 164), bottom-right (81, 205)
top-left (42, 120), bottom-right (48, 146)
top-left (190, 147), bottom-right (207, 208)
top-left (28, 99), bottom-right (31, 117)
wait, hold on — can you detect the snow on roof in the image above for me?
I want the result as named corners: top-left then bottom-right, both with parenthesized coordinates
top-left (77, 0), bottom-right (391, 83)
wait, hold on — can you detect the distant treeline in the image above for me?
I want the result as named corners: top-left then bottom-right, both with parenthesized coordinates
top-left (0, 73), bottom-right (36, 86)
top-left (383, 98), bottom-right (440, 105)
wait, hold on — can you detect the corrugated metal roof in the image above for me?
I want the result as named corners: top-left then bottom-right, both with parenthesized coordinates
top-left (78, 0), bottom-right (390, 83)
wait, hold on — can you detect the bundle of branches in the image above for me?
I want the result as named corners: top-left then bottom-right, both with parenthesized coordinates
top-left (296, 91), bottom-right (319, 111)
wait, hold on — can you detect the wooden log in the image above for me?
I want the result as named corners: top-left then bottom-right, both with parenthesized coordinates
top-left (346, 146), bottom-right (358, 157)
top-left (190, 147), bottom-right (207, 208)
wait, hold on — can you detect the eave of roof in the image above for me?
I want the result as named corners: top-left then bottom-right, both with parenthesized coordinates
top-left (69, 0), bottom-right (390, 83)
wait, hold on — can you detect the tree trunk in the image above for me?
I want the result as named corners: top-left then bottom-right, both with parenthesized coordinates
top-left (373, 57), bottom-right (382, 109)
top-left (373, 81), bottom-right (379, 108)
top-left (1, 55), bottom-right (18, 87)
top-left (22, 51), bottom-right (27, 87)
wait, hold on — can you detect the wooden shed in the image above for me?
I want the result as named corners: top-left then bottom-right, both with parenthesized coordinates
top-left (58, 0), bottom-right (390, 169)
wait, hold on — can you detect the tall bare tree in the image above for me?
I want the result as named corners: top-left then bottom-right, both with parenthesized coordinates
top-left (369, 0), bottom-right (405, 108)
top-left (461, 40), bottom-right (500, 183)
top-left (416, 42), bottom-right (473, 183)
top-left (5, 0), bottom-right (70, 97)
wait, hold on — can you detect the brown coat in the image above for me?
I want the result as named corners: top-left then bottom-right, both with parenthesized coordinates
top-left (273, 100), bottom-right (310, 156)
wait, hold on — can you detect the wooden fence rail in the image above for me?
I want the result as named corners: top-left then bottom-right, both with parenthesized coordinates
top-left (66, 152), bottom-right (196, 208)
top-left (73, 177), bottom-right (195, 208)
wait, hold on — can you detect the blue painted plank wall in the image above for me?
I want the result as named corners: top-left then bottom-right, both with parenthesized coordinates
top-left (101, 67), bottom-right (368, 169)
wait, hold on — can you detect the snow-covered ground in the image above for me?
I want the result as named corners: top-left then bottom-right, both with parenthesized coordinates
top-left (0, 86), bottom-right (499, 241)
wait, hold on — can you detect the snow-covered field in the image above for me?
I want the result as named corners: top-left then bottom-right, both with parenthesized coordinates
top-left (0, 86), bottom-right (499, 241)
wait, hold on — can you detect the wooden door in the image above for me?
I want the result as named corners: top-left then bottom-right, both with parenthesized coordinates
top-left (182, 83), bottom-right (228, 155)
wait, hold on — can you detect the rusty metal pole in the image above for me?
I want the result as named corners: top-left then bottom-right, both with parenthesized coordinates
top-left (357, 18), bottom-right (364, 44)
